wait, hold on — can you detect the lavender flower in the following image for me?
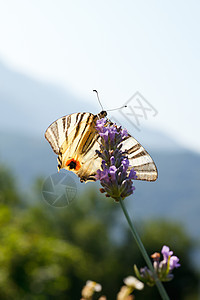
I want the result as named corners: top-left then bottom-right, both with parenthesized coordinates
top-left (134, 245), bottom-right (180, 286)
top-left (161, 245), bottom-right (181, 270)
top-left (95, 118), bottom-right (137, 201)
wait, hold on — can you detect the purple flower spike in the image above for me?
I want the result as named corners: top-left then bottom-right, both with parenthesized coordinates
top-left (135, 245), bottom-right (181, 286)
top-left (95, 118), bottom-right (136, 201)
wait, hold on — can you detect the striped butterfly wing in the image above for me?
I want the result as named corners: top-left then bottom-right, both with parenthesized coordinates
top-left (121, 135), bottom-right (158, 181)
top-left (45, 112), bottom-right (158, 183)
top-left (104, 119), bottom-right (158, 181)
top-left (45, 112), bottom-right (102, 182)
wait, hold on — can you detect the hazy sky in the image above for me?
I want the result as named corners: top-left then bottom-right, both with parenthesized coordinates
top-left (0, 1), bottom-right (200, 152)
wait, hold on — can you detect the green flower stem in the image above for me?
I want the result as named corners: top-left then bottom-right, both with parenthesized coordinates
top-left (119, 198), bottom-right (170, 300)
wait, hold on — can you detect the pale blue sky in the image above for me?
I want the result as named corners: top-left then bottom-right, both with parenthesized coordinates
top-left (0, 1), bottom-right (200, 152)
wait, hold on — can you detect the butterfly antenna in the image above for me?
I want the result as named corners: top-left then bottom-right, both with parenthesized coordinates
top-left (93, 89), bottom-right (104, 111)
top-left (106, 105), bottom-right (127, 112)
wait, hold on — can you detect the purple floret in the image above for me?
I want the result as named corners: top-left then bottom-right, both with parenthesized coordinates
top-left (161, 245), bottom-right (181, 270)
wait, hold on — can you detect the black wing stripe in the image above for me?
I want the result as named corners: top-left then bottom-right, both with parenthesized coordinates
top-left (50, 123), bottom-right (59, 149)
top-left (80, 114), bottom-right (97, 154)
top-left (83, 134), bottom-right (100, 156)
top-left (62, 117), bottom-right (66, 131)
top-left (133, 162), bottom-right (156, 170)
top-left (81, 132), bottom-right (93, 153)
top-left (123, 135), bottom-right (130, 141)
top-left (74, 113), bottom-right (85, 140)
top-left (57, 157), bottom-right (62, 170)
top-left (88, 178), bottom-right (96, 182)
top-left (67, 114), bottom-right (71, 131)
top-left (76, 113), bottom-right (80, 123)
top-left (65, 114), bottom-right (72, 144)
top-left (74, 114), bottom-right (92, 153)
top-left (129, 150), bottom-right (147, 159)
top-left (126, 143), bottom-right (141, 154)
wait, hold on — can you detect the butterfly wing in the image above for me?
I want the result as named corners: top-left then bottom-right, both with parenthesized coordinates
top-left (103, 119), bottom-right (158, 181)
top-left (45, 112), bottom-right (102, 182)
top-left (121, 135), bottom-right (158, 181)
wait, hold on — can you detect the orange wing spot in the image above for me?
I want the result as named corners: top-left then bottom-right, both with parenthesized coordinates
top-left (75, 160), bottom-right (81, 171)
top-left (66, 158), bottom-right (81, 171)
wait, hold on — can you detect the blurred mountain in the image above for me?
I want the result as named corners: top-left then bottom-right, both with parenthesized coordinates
top-left (0, 61), bottom-right (96, 136)
top-left (0, 60), bottom-right (186, 152)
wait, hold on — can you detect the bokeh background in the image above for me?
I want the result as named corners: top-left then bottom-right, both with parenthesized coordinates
top-left (0, 1), bottom-right (199, 299)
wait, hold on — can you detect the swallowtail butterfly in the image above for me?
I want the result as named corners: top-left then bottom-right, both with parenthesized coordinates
top-left (45, 111), bottom-right (158, 183)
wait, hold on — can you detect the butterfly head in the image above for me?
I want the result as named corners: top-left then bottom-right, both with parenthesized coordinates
top-left (98, 111), bottom-right (107, 119)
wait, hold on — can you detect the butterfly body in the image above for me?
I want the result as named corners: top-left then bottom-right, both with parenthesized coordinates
top-left (45, 111), bottom-right (158, 182)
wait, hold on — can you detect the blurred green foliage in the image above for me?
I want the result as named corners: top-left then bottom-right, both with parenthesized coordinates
top-left (0, 165), bottom-right (199, 299)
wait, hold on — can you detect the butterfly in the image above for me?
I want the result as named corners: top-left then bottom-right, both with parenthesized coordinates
top-left (45, 111), bottom-right (158, 183)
